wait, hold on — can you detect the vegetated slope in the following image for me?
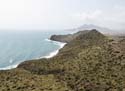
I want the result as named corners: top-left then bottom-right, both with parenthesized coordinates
top-left (50, 30), bottom-right (89, 43)
top-left (0, 68), bottom-right (69, 91)
top-left (0, 29), bottom-right (125, 91)
top-left (67, 24), bottom-right (114, 35)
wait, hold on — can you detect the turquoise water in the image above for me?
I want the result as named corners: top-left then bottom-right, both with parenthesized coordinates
top-left (0, 30), bottom-right (70, 70)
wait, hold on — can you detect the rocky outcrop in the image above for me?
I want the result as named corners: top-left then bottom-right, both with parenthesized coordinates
top-left (50, 34), bottom-right (73, 43)
top-left (50, 30), bottom-right (90, 43)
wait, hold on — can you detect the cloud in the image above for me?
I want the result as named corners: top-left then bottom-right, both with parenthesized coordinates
top-left (74, 10), bottom-right (102, 20)
top-left (72, 8), bottom-right (125, 30)
top-left (0, 0), bottom-right (125, 30)
top-left (71, 10), bottom-right (104, 27)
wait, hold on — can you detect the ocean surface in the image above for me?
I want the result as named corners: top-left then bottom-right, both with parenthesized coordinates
top-left (0, 30), bottom-right (70, 70)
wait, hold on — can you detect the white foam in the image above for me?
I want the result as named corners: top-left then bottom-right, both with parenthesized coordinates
top-left (41, 39), bottom-right (66, 58)
top-left (42, 50), bottom-right (59, 58)
top-left (0, 39), bottom-right (66, 70)
top-left (0, 64), bottom-right (18, 70)
top-left (44, 39), bottom-right (51, 42)
top-left (9, 59), bottom-right (13, 64)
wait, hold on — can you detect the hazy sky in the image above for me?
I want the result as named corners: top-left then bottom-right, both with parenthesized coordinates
top-left (0, 0), bottom-right (125, 31)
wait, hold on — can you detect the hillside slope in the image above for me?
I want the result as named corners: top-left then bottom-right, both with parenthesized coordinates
top-left (0, 29), bottom-right (125, 91)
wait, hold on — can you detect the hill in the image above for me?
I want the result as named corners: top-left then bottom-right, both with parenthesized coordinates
top-left (50, 30), bottom-right (89, 43)
top-left (0, 29), bottom-right (125, 91)
top-left (68, 24), bottom-right (121, 35)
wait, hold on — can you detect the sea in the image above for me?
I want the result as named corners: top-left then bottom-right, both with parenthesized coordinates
top-left (0, 30), bottom-right (71, 70)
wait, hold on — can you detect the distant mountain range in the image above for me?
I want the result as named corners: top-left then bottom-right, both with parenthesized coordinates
top-left (68, 24), bottom-right (125, 35)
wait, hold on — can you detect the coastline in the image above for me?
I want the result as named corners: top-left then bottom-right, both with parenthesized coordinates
top-left (40, 39), bottom-right (66, 59)
top-left (0, 39), bottom-right (66, 70)
top-left (0, 30), bottom-right (124, 91)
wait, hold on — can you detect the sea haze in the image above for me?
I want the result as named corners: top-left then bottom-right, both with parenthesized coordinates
top-left (0, 30), bottom-right (69, 70)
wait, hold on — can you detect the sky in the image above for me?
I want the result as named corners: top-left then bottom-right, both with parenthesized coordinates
top-left (0, 0), bottom-right (125, 31)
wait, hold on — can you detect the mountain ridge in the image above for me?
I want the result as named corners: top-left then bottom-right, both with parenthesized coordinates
top-left (0, 29), bottom-right (124, 91)
top-left (67, 24), bottom-right (124, 35)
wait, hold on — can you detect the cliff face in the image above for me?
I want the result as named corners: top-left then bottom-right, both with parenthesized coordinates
top-left (0, 29), bottom-right (125, 91)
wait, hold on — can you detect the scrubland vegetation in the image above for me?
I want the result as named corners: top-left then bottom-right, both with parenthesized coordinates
top-left (0, 29), bottom-right (125, 91)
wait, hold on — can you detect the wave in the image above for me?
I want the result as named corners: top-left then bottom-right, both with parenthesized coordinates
top-left (41, 39), bottom-right (66, 58)
top-left (0, 39), bottom-right (66, 70)
top-left (0, 64), bottom-right (18, 70)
